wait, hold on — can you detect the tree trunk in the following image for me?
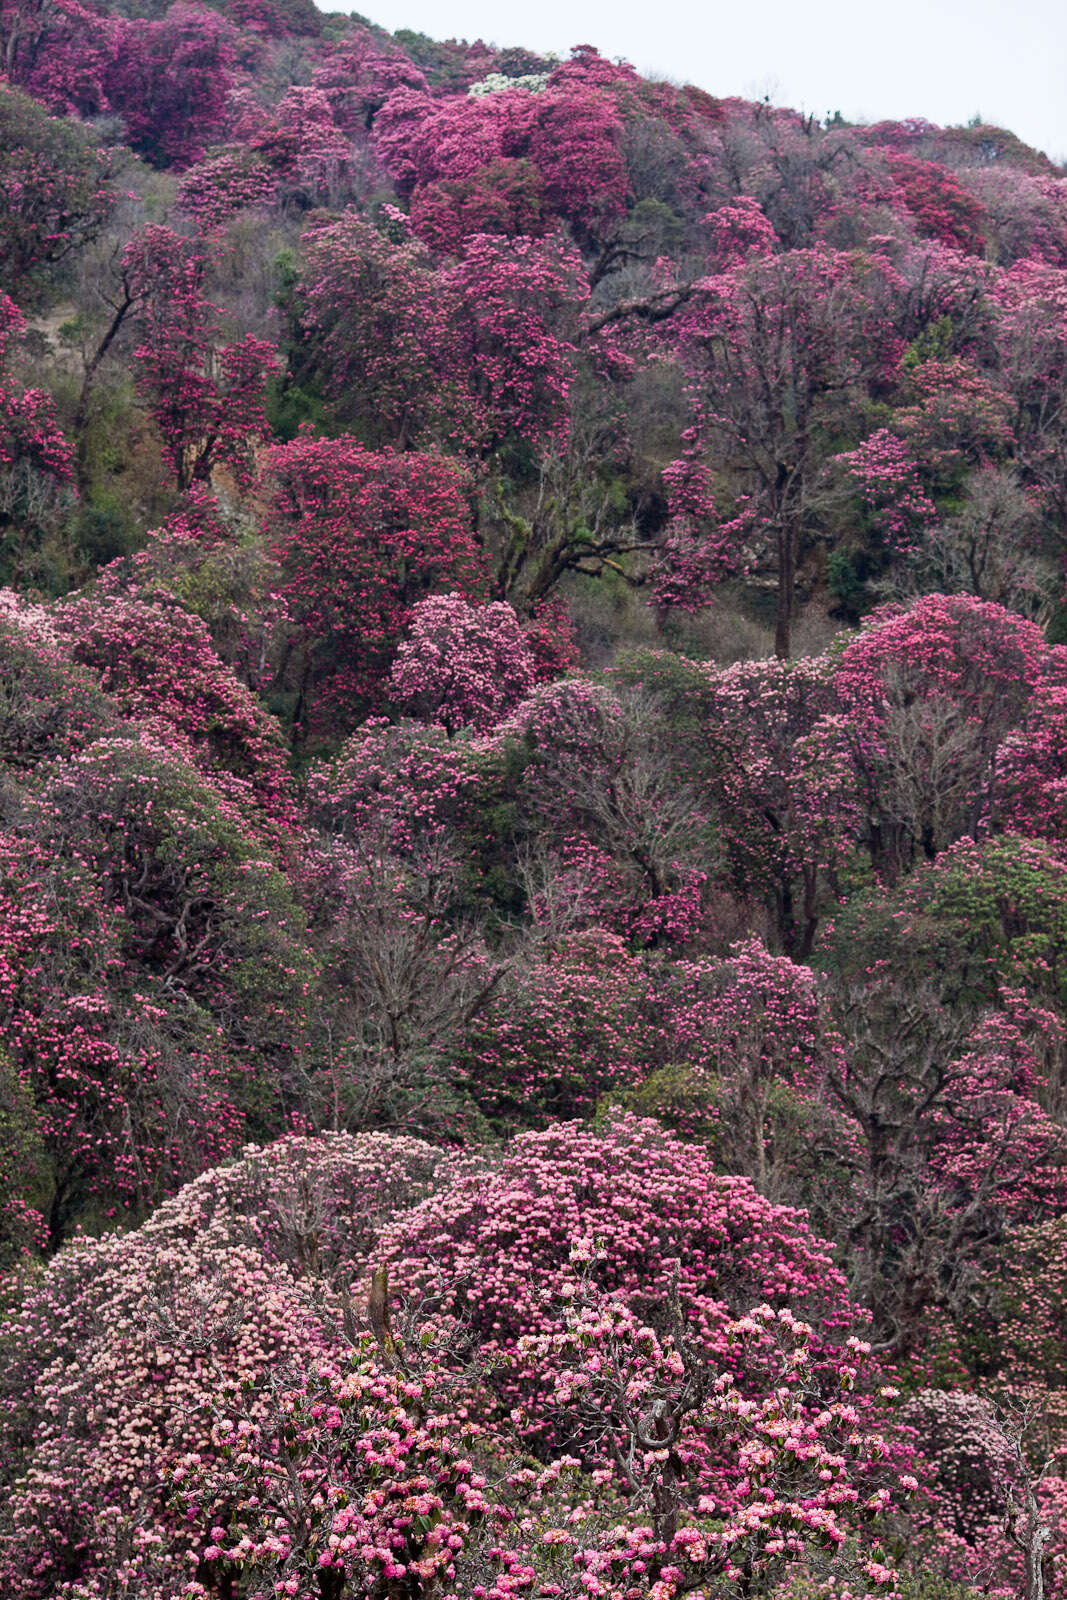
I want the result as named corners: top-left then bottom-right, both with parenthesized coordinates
top-left (774, 521), bottom-right (796, 660)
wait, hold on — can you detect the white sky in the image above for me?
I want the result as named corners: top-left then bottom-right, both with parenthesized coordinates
top-left (348, 0), bottom-right (1067, 163)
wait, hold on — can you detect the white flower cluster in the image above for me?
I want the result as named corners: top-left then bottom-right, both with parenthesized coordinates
top-left (468, 70), bottom-right (552, 97)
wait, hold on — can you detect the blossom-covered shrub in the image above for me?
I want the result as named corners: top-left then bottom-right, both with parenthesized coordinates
top-left (390, 592), bottom-right (538, 733)
top-left (55, 593), bottom-right (294, 821)
top-left (0, 1131), bottom-right (440, 1597)
top-left (379, 1114), bottom-right (862, 1454)
top-left (265, 434), bottom-right (488, 733)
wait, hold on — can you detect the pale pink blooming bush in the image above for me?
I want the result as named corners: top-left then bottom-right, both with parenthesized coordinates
top-left (390, 593), bottom-right (539, 733)
top-left (0, 1132), bottom-right (441, 1599)
top-left (377, 1114), bottom-right (864, 1460)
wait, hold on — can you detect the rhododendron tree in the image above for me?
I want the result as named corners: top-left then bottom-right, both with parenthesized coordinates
top-left (830, 428), bottom-right (937, 555)
top-left (0, 1132), bottom-right (441, 1596)
top-left (0, 826), bottom-right (246, 1243)
top-left (454, 928), bottom-right (656, 1125)
top-left (699, 654), bottom-right (858, 955)
top-left (0, 603), bottom-right (113, 771)
top-left (893, 357), bottom-right (1017, 492)
top-left (307, 716), bottom-right (480, 854)
top-left (443, 229), bottom-right (589, 450)
top-left (667, 247), bottom-right (905, 656)
top-left (634, 940), bottom-right (855, 1224)
top-left (310, 27), bottom-right (428, 134)
top-left (510, 1280), bottom-right (906, 1598)
top-left (378, 1114), bottom-right (863, 1444)
top-left (824, 833), bottom-right (1067, 1020)
top-left (295, 213), bottom-right (589, 456)
top-left (371, 76), bottom-right (627, 246)
top-left (995, 262), bottom-right (1067, 539)
top-left (491, 676), bottom-right (715, 945)
top-left (834, 594), bottom-right (1049, 876)
top-left (266, 434), bottom-right (487, 735)
top-left (390, 592), bottom-right (538, 733)
top-left (0, 294), bottom-right (77, 584)
top-left (294, 212), bottom-right (461, 450)
top-left (823, 977), bottom-right (1067, 1356)
top-left (0, 0), bottom-right (112, 119)
top-left (90, 488), bottom-right (287, 695)
top-left (0, 85), bottom-right (115, 298)
top-left (105, 3), bottom-right (240, 169)
top-left (28, 733), bottom-right (316, 1100)
top-left (176, 145), bottom-right (277, 231)
top-left (900, 1388), bottom-right (1067, 1598)
top-left (885, 152), bottom-right (987, 255)
top-left (54, 592), bottom-right (295, 821)
top-left (123, 226), bottom-right (279, 491)
top-left (409, 155), bottom-right (548, 253)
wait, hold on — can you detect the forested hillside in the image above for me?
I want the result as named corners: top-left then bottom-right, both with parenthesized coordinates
top-left (1, 2), bottom-right (1067, 1595)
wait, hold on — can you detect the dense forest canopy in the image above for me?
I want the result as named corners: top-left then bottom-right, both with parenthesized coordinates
top-left (0, 3), bottom-right (1067, 1597)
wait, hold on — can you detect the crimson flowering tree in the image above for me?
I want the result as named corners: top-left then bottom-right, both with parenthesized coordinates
top-left (89, 488), bottom-right (288, 697)
top-left (0, 824), bottom-right (246, 1246)
top-left (0, 296), bottom-right (75, 483)
top-left (371, 77), bottom-right (627, 247)
top-left (830, 427), bottom-right (937, 555)
top-left (453, 929), bottom-right (656, 1125)
top-left (265, 434), bottom-right (488, 734)
top-left (524, 82), bottom-right (628, 246)
top-left (704, 196), bottom-right (778, 269)
top-left (0, 85), bottom-right (116, 299)
top-left (105, 3), bottom-right (240, 169)
top-left (995, 658), bottom-right (1067, 844)
top-left (294, 213), bottom-right (461, 450)
top-left (245, 85), bottom-right (354, 210)
top-left (173, 1338), bottom-right (504, 1600)
top-left (633, 940), bottom-right (855, 1223)
top-left (409, 156), bottom-right (548, 253)
top-left (310, 26), bottom-right (429, 134)
top-left (123, 226), bottom-right (279, 492)
top-left (376, 1115), bottom-right (879, 1475)
top-left (443, 230), bottom-right (589, 451)
top-left (53, 592), bottom-right (296, 823)
top-left (699, 654), bottom-right (859, 955)
top-left (307, 717), bottom-right (480, 855)
top-left (31, 732), bottom-right (316, 1091)
top-left (295, 213), bottom-right (589, 457)
top-left (899, 1387), bottom-right (1067, 1597)
top-left (0, 595), bottom-right (114, 771)
top-left (491, 676), bottom-right (714, 946)
top-left (833, 595), bottom-right (1048, 876)
top-left (0, 0), bottom-right (112, 117)
top-left (885, 151), bottom-right (987, 254)
top-left (967, 167), bottom-right (1067, 267)
top-left (175, 145), bottom-right (277, 231)
top-left (995, 261), bottom-right (1067, 539)
top-left (892, 356), bottom-right (1017, 493)
top-left (651, 425), bottom-right (742, 610)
